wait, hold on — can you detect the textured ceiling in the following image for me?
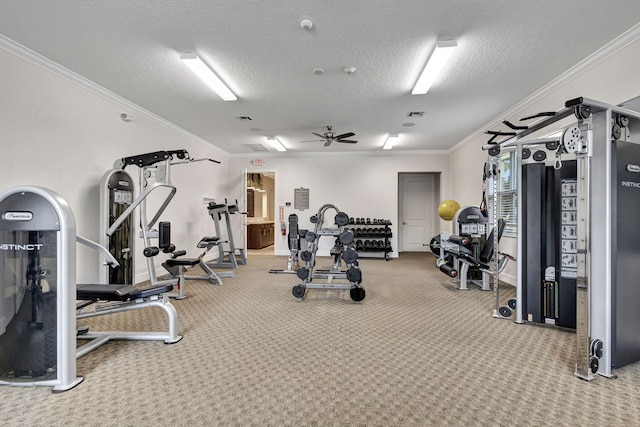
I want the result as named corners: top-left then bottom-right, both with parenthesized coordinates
top-left (1, 1), bottom-right (640, 154)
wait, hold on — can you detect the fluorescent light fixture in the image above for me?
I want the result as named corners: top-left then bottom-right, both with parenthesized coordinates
top-left (412, 40), bottom-right (457, 95)
top-left (180, 53), bottom-right (237, 101)
top-left (267, 136), bottom-right (287, 152)
top-left (383, 134), bottom-right (399, 150)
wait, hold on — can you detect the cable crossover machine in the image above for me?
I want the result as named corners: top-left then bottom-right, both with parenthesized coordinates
top-left (482, 97), bottom-right (640, 381)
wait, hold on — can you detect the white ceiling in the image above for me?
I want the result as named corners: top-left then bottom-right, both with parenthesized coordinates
top-left (1, 1), bottom-right (640, 154)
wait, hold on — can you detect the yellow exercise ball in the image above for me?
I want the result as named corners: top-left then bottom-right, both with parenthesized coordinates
top-left (438, 200), bottom-right (460, 221)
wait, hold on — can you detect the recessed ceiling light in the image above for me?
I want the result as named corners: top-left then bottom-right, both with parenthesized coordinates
top-left (313, 68), bottom-right (325, 75)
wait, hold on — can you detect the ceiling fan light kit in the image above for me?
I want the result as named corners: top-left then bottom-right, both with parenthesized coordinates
top-left (301, 125), bottom-right (358, 147)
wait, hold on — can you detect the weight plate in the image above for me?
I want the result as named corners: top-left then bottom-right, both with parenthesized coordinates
top-left (296, 267), bottom-right (309, 280)
top-left (522, 148), bottom-right (531, 159)
top-left (346, 267), bottom-right (362, 283)
top-left (335, 212), bottom-right (349, 226)
top-left (429, 236), bottom-right (441, 257)
top-left (545, 140), bottom-right (558, 150)
top-left (305, 231), bottom-right (316, 242)
top-left (300, 250), bottom-right (312, 262)
top-left (342, 249), bottom-right (358, 264)
top-left (498, 306), bottom-right (512, 318)
top-left (350, 287), bottom-right (366, 302)
top-left (508, 298), bottom-right (517, 310)
top-left (292, 285), bottom-right (306, 299)
top-left (590, 356), bottom-right (599, 374)
top-left (488, 146), bottom-right (501, 157)
top-left (339, 229), bottom-right (354, 245)
top-left (532, 150), bottom-right (547, 162)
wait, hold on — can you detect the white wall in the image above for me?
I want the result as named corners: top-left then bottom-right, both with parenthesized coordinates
top-left (448, 30), bottom-right (640, 284)
top-left (0, 47), bottom-right (230, 283)
top-left (228, 152), bottom-right (451, 257)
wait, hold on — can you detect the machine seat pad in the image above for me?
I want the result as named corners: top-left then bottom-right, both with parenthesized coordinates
top-left (77, 284), bottom-right (139, 301)
top-left (164, 257), bottom-right (201, 267)
top-left (197, 236), bottom-right (220, 248)
top-left (128, 284), bottom-right (173, 300)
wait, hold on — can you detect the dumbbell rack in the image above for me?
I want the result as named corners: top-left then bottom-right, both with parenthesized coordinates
top-left (292, 204), bottom-right (365, 302)
top-left (349, 218), bottom-right (392, 261)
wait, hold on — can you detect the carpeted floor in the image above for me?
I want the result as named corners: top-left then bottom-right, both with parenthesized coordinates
top-left (1, 253), bottom-right (639, 426)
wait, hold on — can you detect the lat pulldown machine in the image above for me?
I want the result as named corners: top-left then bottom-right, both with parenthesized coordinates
top-left (101, 149), bottom-right (220, 299)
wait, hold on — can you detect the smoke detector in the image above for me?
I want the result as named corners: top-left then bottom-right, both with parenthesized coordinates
top-left (343, 67), bottom-right (356, 75)
top-left (300, 18), bottom-right (313, 30)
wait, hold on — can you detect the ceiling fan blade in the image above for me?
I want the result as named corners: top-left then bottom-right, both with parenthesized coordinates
top-left (311, 132), bottom-right (325, 138)
top-left (300, 139), bottom-right (325, 142)
top-left (335, 132), bottom-right (355, 139)
top-left (337, 140), bottom-right (358, 144)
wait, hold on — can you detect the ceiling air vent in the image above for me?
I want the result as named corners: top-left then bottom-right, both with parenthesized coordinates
top-left (407, 111), bottom-right (424, 117)
top-left (241, 144), bottom-right (269, 152)
top-left (235, 115), bottom-right (253, 121)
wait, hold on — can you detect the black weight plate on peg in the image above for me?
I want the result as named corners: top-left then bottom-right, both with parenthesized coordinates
top-left (305, 231), bottom-right (316, 242)
top-left (522, 148), bottom-right (531, 159)
top-left (590, 356), bottom-right (599, 374)
top-left (335, 212), bottom-right (349, 226)
top-left (296, 267), bottom-right (309, 280)
top-left (532, 150), bottom-right (547, 162)
top-left (346, 267), bottom-right (362, 283)
top-left (292, 285), bottom-right (306, 299)
top-left (342, 249), bottom-right (358, 264)
top-left (488, 146), bottom-right (501, 157)
top-left (300, 250), bottom-right (312, 262)
top-left (508, 298), bottom-right (517, 310)
top-left (339, 229), bottom-right (354, 245)
top-left (310, 215), bottom-right (317, 223)
top-left (498, 306), bottom-right (512, 318)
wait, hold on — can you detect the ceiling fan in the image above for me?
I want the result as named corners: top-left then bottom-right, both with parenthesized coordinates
top-left (301, 126), bottom-right (357, 147)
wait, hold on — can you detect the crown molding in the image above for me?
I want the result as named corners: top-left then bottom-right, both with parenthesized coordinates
top-left (0, 34), bottom-right (216, 150)
top-left (450, 23), bottom-right (640, 154)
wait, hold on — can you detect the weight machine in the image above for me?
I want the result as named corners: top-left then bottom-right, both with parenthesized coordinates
top-left (269, 213), bottom-right (309, 274)
top-left (203, 200), bottom-right (247, 275)
top-left (430, 206), bottom-right (513, 291)
top-left (484, 97), bottom-right (640, 380)
top-left (0, 186), bottom-right (181, 392)
top-left (102, 149), bottom-right (220, 299)
top-left (291, 204), bottom-right (365, 302)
